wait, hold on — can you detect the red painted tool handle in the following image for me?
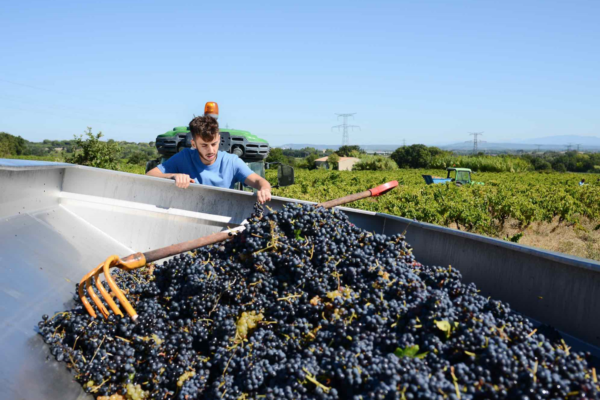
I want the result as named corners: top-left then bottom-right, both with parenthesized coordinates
top-left (138, 182), bottom-right (400, 263)
top-left (317, 180), bottom-right (398, 209)
top-left (369, 181), bottom-right (398, 197)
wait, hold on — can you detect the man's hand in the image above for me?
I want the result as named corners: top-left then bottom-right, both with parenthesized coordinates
top-left (256, 188), bottom-right (272, 204)
top-left (172, 174), bottom-right (195, 189)
top-left (146, 167), bottom-right (195, 189)
top-left (244, 173), bottom-right (272, 204)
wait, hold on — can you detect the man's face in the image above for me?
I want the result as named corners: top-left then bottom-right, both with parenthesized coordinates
top-left (192, 134), bottom-right (220, 165)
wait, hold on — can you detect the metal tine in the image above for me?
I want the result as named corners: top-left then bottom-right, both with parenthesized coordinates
top-left (78, 263), bottom-right (106, 319)
top-left (94, 269), bottom-right (124, 318)
top-left (79, 256), bottom-right (142, 321)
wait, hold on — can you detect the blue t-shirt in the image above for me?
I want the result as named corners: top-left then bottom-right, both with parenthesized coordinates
top-left (157, 149), bottom-right (254, 189)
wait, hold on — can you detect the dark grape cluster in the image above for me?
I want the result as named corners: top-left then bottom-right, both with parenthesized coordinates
top-left (38, 203), bottom-right (599, 399)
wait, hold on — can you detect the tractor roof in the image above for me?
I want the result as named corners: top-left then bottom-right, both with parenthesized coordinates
top-left (220, 129), bottom-right (268, 144)
top-left (446, 167), bottom-right (472, 172)
top-left (157, 128), bottom-right (268, 144)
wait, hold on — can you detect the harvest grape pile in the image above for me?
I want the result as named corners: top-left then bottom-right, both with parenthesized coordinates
top-left (39, 203), bottom-right (599, 399)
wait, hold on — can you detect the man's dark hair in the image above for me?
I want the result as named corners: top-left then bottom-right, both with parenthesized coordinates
top-left (189, 116), bottom-right (219, 142)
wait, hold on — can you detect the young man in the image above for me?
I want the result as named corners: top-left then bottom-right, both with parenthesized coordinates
top-left (146, 116), bottom-right (272, 203)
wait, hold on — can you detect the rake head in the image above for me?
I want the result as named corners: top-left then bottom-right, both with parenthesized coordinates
top-left (78, 253), bottom-right (147, 321)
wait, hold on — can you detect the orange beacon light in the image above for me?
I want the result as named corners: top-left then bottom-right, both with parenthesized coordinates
top-left (204, 102), bottom-right (219, 120)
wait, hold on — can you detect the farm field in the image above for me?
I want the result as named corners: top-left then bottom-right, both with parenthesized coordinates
top-left (268, 169), bottom-right (600, 261)
top-left (6, 155), bottom-right (600, 260)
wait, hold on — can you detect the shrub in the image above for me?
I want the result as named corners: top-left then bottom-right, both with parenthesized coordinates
top-left (66, 127), bottom-right (121, 170)
top-left (354, 155), bottom-right (398, 171)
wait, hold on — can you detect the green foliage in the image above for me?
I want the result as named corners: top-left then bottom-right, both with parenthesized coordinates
top-left (0, 132), bottom-right (29, 156)
top-left (299, 153), bottom-right (320, 170)
top-left (391, 144), bottom-right (432, 168)
top-left (353, 155), bottom-right (398, 171)
top-left (429, 154), bottom-right (533, 172)
top-left (0, 140), bottom-right (9, 157)
top-left (391, 144), bottom-right (538, 173)
top-left (127, 151), bottom-right (150, 165)
top-left (66, 127), bottom-right (121, 170)
top-left (523, 151), bottom-right (600, 173)
top-left (268, 169), bottom-right (600, 237)
top-left (394, 345), bottom-right (428, 359)
top-left (553, 163), bottom-right (566, 172)
top-left (509, 232), bottom-right (524, 243)
top-left (7, 154), bottom-right (66, 162)
top-left (391, 144), bottom-right (450, 169)
top-left (327, 153), bottom-right (340, 170)
top-left (266, 148), bottom-right (288, 168)
top-left (337, 145), bottom-right (364, 157)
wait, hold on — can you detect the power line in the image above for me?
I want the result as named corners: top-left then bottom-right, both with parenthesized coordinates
top-left (332, 113), bottom-right (360, 146)
top-left (469, 132), bottom-right (483, 154)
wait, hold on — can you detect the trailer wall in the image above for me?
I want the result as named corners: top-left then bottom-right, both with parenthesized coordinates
top-left (1, 160), bottom-right (600, 400)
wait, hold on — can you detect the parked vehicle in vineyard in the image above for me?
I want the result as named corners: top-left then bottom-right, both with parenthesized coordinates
top-left (146, 102), bottom-right (294, 189)
top-left (422, 167), bottom-right (484, 186)
top-left (0, 160), bottom-right (598, 399)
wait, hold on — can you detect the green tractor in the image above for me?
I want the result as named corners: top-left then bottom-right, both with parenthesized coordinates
top-left (422, 168), bottom-right (484, 186)
top-left (146, 102), bottom-right (294, 188)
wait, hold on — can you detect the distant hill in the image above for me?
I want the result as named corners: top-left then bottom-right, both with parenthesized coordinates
top-left (517, 135), bottom-right (600, 146)
top-left (280, 144), bottom-right (402, 151)
top-left (442, 138), bottom-right (600, 152)
top-left (440, 142), bottom-right (570, 152)
top-left (281, 135), bottom-right (600, 152)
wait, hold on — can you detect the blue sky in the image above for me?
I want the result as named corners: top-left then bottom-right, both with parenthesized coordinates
top-left (1, 0), bottom-right (599, 146)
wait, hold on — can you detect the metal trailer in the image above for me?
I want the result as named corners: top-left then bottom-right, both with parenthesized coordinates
top-left (1, 159), bottom-right (599, 400)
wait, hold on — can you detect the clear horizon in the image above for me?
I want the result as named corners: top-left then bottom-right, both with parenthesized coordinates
top-left (1, 0), bottom-right (599, 147)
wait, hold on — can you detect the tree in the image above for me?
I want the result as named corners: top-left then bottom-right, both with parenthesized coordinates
top-left (127, 151), bottom-right (149, 165)
top-left (66, 127), bottom-right (121, 170)
top-left (391, 144), bottom-right (434, 168)
top-left (353, 155), bottom-right (398, 171)
top-left (553, 163), bottom-right (567, 173)
top-left (299, 153), bottom-right (320, 170)
top-left (0, 132), bottom-right (29, 156)
top-left (337, 145), bottom-right (364, 157)
top-left (285, 156), bottom-right (297, 167)
top-left (327, 152), bottom-right (340, 170)
top-left (0, 140), bottom-right (10, 157)
top-left (266, 148), bottom-right (288, 168)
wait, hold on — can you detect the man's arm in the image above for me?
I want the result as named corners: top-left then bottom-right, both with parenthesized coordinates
top-left (244, 173), bottom-right (272, 204)
top-left (146, 167), bottom-right (195, 189)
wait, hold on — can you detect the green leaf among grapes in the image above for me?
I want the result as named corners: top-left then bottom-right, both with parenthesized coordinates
top-left (394, 345), bottom-right (428, 359)
top-left (434, 320), bottom-right (451, 332)
top-left (294, 229), bottom-right (305, 241)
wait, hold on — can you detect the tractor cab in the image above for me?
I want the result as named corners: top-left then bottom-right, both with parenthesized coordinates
top-left (422, 167), bottom-right (483, 186)
top-left (447, 168), bottom-right (472, 185)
